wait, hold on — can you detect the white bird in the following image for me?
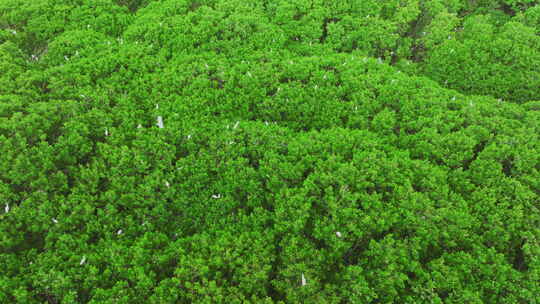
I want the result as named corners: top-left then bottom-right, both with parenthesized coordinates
top-left (80, 256), bottom-right (86, 265)
top-left (233, 121), bottom-right (240, 129)
top-left (451, 96), bottom-right (456, 101)
top-left (10, 29), bottom-right (16, 35)
top-left (137, 124), bottom-right (142, 129)
top-left (247, 71), bottom-right (252, 77)
top-left (117, 229), bottom-right (123, 235)
top-left (64, 56), bottom-right (69, 61)
top-left (156, 116), bottom-right (164, 128)
top-left (165, 181), bottom-right (170, 188)
top-left (187, 134), bottom-right (191, 139)
top-left (301, 273), bottom-right (307, 286)
top-left (323, 74), bottom-right (327, 80)
top-left (211, 194), bottom-right (221, 199)
top-left (265, 121), bottom-right (269, 126)
top-left (52, 218), bottom-right (58, 224)
top-left (4, 203), bottom-right (9, 213)
top-left (105, 128), bottom-right (109, 136)
top-left (155, 104), bottom-right (159, 109)
top-left (336, 231), bottom-right (342, 238)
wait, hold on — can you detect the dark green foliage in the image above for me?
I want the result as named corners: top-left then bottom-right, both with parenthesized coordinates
top-left (1, 0), bottom-right (540, 303)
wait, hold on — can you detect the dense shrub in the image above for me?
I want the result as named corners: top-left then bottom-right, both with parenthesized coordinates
top-left (1, 0), bottom-right (540, 303)
top-left (420, 14), bottom-right (540, 103)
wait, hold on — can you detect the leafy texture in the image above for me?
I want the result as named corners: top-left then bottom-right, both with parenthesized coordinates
top-left (1, 0), bottom-right (540, 303)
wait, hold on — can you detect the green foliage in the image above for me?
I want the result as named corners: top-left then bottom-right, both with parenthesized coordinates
top-left (420, 14), bottom-right (540, 103)
top-left (1, 0), bottom-right (540, 303)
